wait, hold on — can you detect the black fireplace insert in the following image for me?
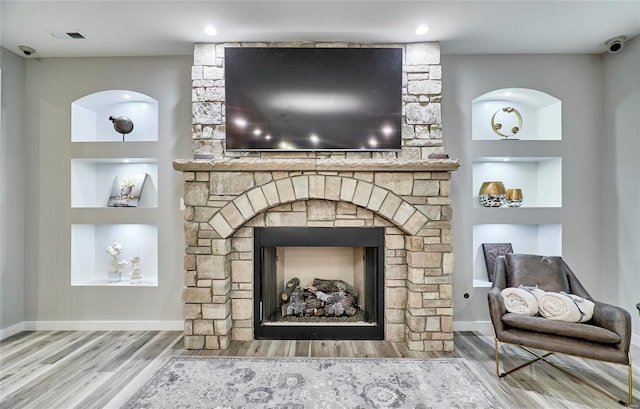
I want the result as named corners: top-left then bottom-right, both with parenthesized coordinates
top-left (253, 227), bottom-right (385, 340)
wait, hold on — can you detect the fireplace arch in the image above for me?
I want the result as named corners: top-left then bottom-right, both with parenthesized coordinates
top-left (207, 173), bottom-right (430, 240)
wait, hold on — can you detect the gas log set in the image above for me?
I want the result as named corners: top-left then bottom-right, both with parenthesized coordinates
top-left (280, 278), bottom-right (360, 318)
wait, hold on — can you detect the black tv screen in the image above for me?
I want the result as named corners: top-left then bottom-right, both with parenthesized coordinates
top-left (224, 47), bottom-right (402, 151)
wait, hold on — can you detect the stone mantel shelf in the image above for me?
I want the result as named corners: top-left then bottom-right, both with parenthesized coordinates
top-left (173, 158), bottom-right (460, 172)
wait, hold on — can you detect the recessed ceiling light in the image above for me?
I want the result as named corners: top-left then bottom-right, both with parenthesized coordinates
top-left (204, 25), bottom-right (218, 36)
top-left (415, 25), bottom-right (429, 35)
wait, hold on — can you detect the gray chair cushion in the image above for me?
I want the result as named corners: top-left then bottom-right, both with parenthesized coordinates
top-left (502, 313), bottom-right (621, 344)
top-left (506, 254), bottom-right (569, 292)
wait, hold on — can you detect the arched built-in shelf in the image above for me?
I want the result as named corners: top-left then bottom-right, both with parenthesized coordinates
top-left (70, 90), bottom-right (160, 287)
top-left (71, 90), bottom-right (158, 142)
top-left (472, 88), bottom-right (561, 141)
top-left (470, 88), bottom-right (563, 288)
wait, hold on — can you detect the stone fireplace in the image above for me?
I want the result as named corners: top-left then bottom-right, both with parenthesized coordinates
top-left (174, 41), bottom-right (459, 352)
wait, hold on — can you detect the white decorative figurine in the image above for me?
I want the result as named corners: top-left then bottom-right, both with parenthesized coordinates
top-left (106, 242), bottom-right (127, 282)
top-left (129, 255), bottom-right (142, 284)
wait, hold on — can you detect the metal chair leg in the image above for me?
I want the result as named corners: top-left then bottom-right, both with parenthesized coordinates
top-left (494, 338), bottom-right (500, 376)
top-left (494, 341), bottom-right (632, 407)
top-left (499, 348), bottom-right (554, 378)
top-left (627, 353), bottom-right (633, 407)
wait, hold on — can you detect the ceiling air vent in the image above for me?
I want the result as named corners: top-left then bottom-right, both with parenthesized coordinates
top-left (67, 32), bottom-right (86, 39)
top-left (48, 30), bottom-right (86, 40)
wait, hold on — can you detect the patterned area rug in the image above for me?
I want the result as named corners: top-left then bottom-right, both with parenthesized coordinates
top-left (123, 357), bottom-right (504, 409)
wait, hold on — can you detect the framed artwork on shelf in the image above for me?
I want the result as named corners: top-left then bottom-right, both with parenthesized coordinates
top-left (107, 173), bottom-right (148, 207)
top-left (482, 242), bottom-right (513, 282)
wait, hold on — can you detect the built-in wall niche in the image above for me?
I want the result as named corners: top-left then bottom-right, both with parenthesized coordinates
top-left (472, 223), bottom-right (562, 286)
top-left (472, 88), bottom-right (561, 141)
top-left (71, 158), bottom-right (158, 208)
top-left (473, 157), bottom-right (562, 208)
top-left (71, 223), bottom-right (158, 286)
top-left (71, 90), bottom-right (158, 142)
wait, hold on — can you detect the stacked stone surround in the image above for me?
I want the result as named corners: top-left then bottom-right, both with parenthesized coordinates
top-left (191, 41), bottom-right (444, 160)
top-left (175, 41), bottom-right (459, 352)
top-left (175, 159), bottom-right (459, 351)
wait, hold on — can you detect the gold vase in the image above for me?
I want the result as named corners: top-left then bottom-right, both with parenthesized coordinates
top-left (478, 181), bottom-right (507, 207)
top-left (506, 188), bottom-right (523, 207)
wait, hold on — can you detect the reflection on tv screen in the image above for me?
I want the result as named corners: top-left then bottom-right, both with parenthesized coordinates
top-left (225, 47), bottom-right (403, 151)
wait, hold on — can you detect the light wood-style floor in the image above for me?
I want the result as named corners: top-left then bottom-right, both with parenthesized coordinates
top-left (1, 330), bottom-right (638, 408)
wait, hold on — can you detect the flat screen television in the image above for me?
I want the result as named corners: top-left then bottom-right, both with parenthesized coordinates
top-left (224, 47), bottom-right (402, 151)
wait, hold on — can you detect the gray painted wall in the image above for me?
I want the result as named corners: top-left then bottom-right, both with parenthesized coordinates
top-left (441, 54), bottom-right (606, 323)
top-left (0, 48), bottom-right (26, 331)
top-left (22, 56), bottom-right (191, 323)
top-left (4, 49), bottom-right (637, 339)
top-left (602, 36), bottom-right (640, 336)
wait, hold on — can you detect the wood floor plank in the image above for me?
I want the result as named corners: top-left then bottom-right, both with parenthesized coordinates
top-left (3, 332), bottom-right (144, 408)
top-left (1, 330), bottom-right (638, 409)
top-left (75, 331), bottom-right (183, 409)
top-left (1, 331), bottom-right (74, 370)
top-left (0, 332), bottom-right (43, 356)
top-left (295, 339), bottom-right (311, 356)
top-left (40, 332), bottom-right (105, 365)
top-left (94, 331), bottom-right (157, 372)
top-left (0, 332), bottom-right (110, 397)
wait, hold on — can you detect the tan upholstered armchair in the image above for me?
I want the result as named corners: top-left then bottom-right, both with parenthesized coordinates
top-left (488, 253), bottom-right (633, 406)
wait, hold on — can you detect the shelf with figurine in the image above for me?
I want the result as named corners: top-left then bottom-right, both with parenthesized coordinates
top-left (471, 88), bottom-right (561, 141)
top-left (71, 158), bottom-right (157, 208)
top-left (71, 90), bottom-right (158, 142)
top-left (71, 224), bottom-right (158, 286)
top-left (472, 157), bottom-right (561, 209)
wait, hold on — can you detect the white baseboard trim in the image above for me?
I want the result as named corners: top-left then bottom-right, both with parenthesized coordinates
top-left (0, 322), bottom-right (26, 340)
top-left (22, 321), bottom-right (184, 332)
top-left (453, 321), bottom-right (493, 332)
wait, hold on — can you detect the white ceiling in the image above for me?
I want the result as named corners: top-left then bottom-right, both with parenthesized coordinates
top-left (2, 1), bottom-right (639, 59)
